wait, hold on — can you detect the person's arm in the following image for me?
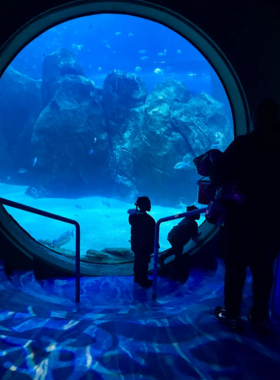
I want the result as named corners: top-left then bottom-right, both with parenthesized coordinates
top-left (209, 137), bottom-right (244, 186)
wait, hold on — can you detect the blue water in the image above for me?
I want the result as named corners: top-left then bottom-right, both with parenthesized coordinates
top-left (0, 13), bottom-right (233, 256)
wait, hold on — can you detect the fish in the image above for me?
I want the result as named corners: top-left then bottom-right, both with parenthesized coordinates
top-left (177, 49), bottom-right (182, 55)
top-left (211, 144), bottom-right (220, 150)
top-left (128, 33), bottom-right (134, 37)
top-left (7, 176), bottom-right (11, 181)
top-left (75, 204), bottom-right (82, 209)
top-left (89, 24), bottom-right (92, 28)
top-left (88, 149), bottom-right (94, 154)
top-left (106, 44), bottom-right (110, 49)
top-left (101, 40), bottom-right (108, 43)
top-left (94, 137), bottom-right (97, 143)
top-left (157, 49), bottom-right (167, 56)
top-left (154, 68), bottom-right (163, 74)
top-left (139, 50), bottom-right (147, 54)
top-left (18, 168), bottom-right (28, 174)
top-left (71, 44), bottom-right (83, 50)
top-left (98, 67), bottom-right (102, 71)
top-left (102, 200), bottom-right (111, 208)
top-left (113, 51), bottom-right (116, 54)
top-left (52, 230), bottom-right (74, 248)
top-left (115, 32), bottom-right (121, 36)
top-left (88, 65), bottom-right (92, 68)
top-left (179, 199), bottom-right (187, 210)
top-left (140, 56), bottom-right (149, 60)
top-left (33, 157), bottom-right (37, 167)
top-left (174, 161), bottom-right (192, 169)
top-left (135, 66), bottom-right (142, 72)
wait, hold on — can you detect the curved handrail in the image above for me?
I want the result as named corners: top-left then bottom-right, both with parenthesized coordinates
top-left (0, 197), bottom-right (81, 302)
top-left (152, 207), bottom-right (207, 300)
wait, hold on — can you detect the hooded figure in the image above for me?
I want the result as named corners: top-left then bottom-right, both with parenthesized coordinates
top-left (127, 196), bottom-right (157, 287)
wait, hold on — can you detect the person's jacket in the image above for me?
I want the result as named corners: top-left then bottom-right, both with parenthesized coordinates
top-left (210, 125), bottom-right (280, 221)
top-left (128, 209), bottom-right (157, 254)
top-left (168, 218), bottom-right (198, 246)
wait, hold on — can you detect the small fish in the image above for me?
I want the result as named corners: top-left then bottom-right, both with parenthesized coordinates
top-left (140, 56), bottom-right (149, 60)
top-left (89, 24), bottom-right (92, 28)
top-left (101, 40), bottom-right (108, 43)
top-left (52, 230), bottom-right (74, 248)
top-left (106, 44), bottom-right (110, 49)
top-left (160, 61), bottom-right (165, 63)
top-left (177, 49), bottom-right (182, 55)
top-left (7, 176), bottom-right (10, 181)
top-left (154, 68), bottom-right (163, 74)
top-left (18, 168), bottom-right (28, 174)
top-left (75, 204), bottom-right (82, 209)
top-left (128, 33), bottom-right (134, 37)
top-left (71, 44), bottom-right (83, 50)
top-left (211, 144), bottom-right (220, 150)
top-left (157, 49), bottom-right (167, 56)
top-left (33, 157), bottom-right (37, 167)
top-left (179, 199), bottom-right (187, 210)
top-left (139, 50), bottom-right (147, 54)
top-left (113, 51), bottom-right (116, 54)
top-left (102, 200), bottom-right (111, 208)
top-left (115, 32), bottom-right (121, 36)
top-left (135, 66), bottom-right (142, 72)
top-left (88, 65), bottom-right (92, 68)
top-left (88, 149), bottom-right (94, 155)
top-left (174, 162), bottom-right (191, 170)
top-left (94, 137), bottom-right (97, 143)
top-left (98, 67), bottom-right (102, 71)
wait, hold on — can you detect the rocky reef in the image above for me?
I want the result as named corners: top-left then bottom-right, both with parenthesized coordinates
top-left (0, 47), bottom-right (233, 205)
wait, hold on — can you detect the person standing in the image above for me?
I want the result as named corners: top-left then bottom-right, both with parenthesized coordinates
top-left (210, 99), bottom-right (280, 333)
top-left (128, 196), bottom-right (157, 287)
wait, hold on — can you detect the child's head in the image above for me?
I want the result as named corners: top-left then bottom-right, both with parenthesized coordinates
top-left (187, 205), bottom-right (200, 220)
top-left (135, 196), bottom-right (151, 212)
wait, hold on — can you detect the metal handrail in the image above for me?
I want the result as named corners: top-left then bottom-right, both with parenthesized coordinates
top-left (152, 207), bottom-right (207, 300)
top-left (0, 197), bottom-right (81, 303)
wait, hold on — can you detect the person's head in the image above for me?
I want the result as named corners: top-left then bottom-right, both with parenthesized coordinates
top-left (253, 99), bottom-right (280, 131)
top-left (135, 196), bottom-right (151, 212)
top-left (187, 205), bottom-right (200, 220)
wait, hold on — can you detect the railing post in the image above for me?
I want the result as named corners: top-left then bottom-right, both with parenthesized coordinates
top-left (271, 255), bottom-right (280, 319)
top-left (75, 223), bottom-right (80, 303)
top-left (152, 221), bottom-right (160, 300)
top-left (0, 197), bottom-right (81, 304)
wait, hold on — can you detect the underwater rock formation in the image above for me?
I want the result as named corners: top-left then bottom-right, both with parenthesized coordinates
top-left (32, 72), bottom-right (111, 197)
top-left (131, 79), bottom-right (193, 205)
top-left (0, 67), bottom-right (41, 176)
top-left (87, 247), bottom-right (134, 264)
top-left (41, 48), bottom-right (86, 107)
top-left (0, 50), bottom-right (233, 206)
top-left (102, 70), bottom-right (148, 201)
top-left (170, 91), bottom-right (233, 159)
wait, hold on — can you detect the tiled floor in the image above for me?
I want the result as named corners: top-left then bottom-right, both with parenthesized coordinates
top-left (0, 260), bottom-right (279, 379)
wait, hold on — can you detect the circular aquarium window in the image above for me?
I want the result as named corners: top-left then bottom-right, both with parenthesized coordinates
top-left (0, 9), bottom-right (246, 261)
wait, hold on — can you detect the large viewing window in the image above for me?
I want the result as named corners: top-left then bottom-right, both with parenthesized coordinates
top-left (0, 14), bottom-right (234, 259)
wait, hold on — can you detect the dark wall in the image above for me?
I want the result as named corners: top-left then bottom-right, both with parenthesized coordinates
top-left (0, 0), bottom-right (280, 116)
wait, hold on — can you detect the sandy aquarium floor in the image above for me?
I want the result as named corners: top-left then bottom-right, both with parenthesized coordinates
top-left (0, 183), bottom-right (205, 257)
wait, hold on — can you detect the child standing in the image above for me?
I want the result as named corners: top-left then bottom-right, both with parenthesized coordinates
top-left (128, 196), bottom-right (156, 287)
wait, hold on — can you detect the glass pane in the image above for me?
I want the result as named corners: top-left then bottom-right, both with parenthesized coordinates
top-left (0, 14), bottom-right (233, 259)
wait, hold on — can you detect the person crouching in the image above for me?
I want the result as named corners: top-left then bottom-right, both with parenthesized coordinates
top-left (167, 205), bottom-right (201, 281)
top-left (128, 196), bottom-right (157, 287)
